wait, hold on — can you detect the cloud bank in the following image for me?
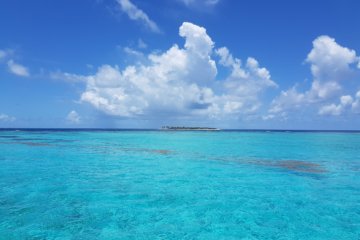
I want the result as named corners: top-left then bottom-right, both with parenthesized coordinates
top-left (74, 22), bottom-right (276, 119)
top-left (269, 35), bottom-right (360, 119)
top-left (54, 23), bottom-right (360, 125)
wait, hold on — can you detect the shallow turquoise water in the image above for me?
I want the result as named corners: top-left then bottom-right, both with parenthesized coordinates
top-left (0, 130), bottom-right (359, 239)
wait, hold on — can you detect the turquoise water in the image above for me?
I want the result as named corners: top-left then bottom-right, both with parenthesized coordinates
top-left (0, 130), bottom-right (359, 239)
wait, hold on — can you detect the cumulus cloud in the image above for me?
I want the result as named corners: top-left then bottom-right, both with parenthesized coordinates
top-left (318, 95), bottom-right (354, 116)
top-left (318, 92), bottom-right (360, 116)
top-left (318, 104), bottom-right (342, 116)
top-left (269, 86), bottom-right (305, 114)
top-left (7, 59), bottom-right (30, 77)
top-left (116, 0), bottom-right (160, 33)
top-left (306, 36), bottom-right (357, 82)
top-left (80, 22), bottom-right (217, 117)
top-left (216, 47), bottom-right (277, 113)
top-left (58, 22), bottom-right (276, 120)
top-left (340, 95), bottom-right (353, 106)
top-left (216, 47), bottom-right (277, 92)
top-left (66, 110), bottom-right (81, 123)
top-left (0, 114), bottom-right (16, 122)
top-left (306, 80), bottom-right (341, 101)
top-left (269, 35), bottom-right (360, 118)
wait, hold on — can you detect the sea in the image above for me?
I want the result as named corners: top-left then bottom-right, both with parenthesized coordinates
top-left (0, 129), bottom-right (359, 239)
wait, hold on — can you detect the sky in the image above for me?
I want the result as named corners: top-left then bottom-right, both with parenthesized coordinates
top-left (1, 0), bottom-right (360, 129)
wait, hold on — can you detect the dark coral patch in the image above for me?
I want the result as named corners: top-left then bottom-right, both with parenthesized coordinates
top-left (147, 149), bottom-right (173, 155)
top-left (123, 147), bottom-right (174, 155)
top-left (0, 141), bottom-right (52, 147)
top-left (251, 160), bottom-right (327, 173)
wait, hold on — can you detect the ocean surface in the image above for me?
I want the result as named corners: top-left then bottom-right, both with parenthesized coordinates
top-left (0, 130), bottom-right (359, 239)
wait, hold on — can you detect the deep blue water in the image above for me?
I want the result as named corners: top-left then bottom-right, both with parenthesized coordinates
top-left (0, 130), bottom-right (359, 239)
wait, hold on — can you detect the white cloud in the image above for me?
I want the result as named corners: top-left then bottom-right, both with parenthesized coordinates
top-left (66, 110), bottom-right (81, 123)
top-left (216, 47), bottom-right (277, 91)
top-left (340, 95), bottom-right (353, 106)
top-left (318, 95), bottom-right (354, 116)
top-left (304, 36), bottom-right (359, 102)
top-left (305, 36), bottom-right (359, 102)
top-left (316, 90), bottom-right (360, 116)
top-left (116, 0), bottom-right (160, 33)
top-left (306, 80), bottom-right (341, 101)
top-left (269, 35), bottom-right (360, 118)
top-left (80, 22), bottom-right (217, 117)
top-left (59, 22), bottom-right (276, 120)
top-left (216, 47), bottom-right (277, 114)
top-left (269, 86), bottom-right (305, 114)
top-left (7, 59), bottom-right (30, 77)
top-left (306, 36), bottom-right (357, 81)
top-left (318, 104), bottom-right (342, 116)
top-left (179, 22), bottom-right (214, 58)
top-left (0, 114), bottom-right (16, 122)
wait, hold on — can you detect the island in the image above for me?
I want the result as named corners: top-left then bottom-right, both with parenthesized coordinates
top-left (161, 126), bottom-right (220, 131)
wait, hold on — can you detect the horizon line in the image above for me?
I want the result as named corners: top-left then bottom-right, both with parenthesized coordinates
top-left (1, 128), bottom-right (360, 132)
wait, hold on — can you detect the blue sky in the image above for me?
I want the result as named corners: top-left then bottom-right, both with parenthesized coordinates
top-left (1, 0), bottom-right (360, 129)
